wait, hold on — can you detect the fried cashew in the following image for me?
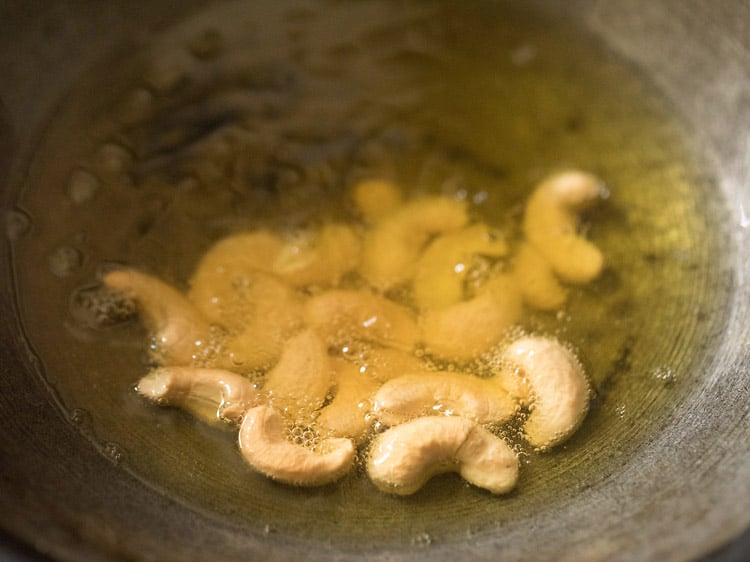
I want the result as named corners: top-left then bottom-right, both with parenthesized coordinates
top-left (136, 366), bottom-right (260, 425)
top-left (372, 371), bottom-right (518, 427)
top-left (351, 179), bottom-right (403, 223)
top-left (219, 273), bottom-right (304, 371)
top-left (263, 329), bottom-right (333, 419)
top-left (103, 269), bottom-right (211, 366)
top-left (367, 416), bottom-right (518, 495)
top-left (187, 230), bottom-right (284, 327)
top-left (512, 242), bottom-right (567, 311)
top-left (413, 223), bottom-right (508, 310)
top-left (503, 336), bottom-right (590, 450)
top-left (273, 223), bottom-right (360, 288)
top-left (523, 170), bottom-right (604, 285)
top-left (239, 405), bottom-right (355, 486)
top-left (316, 358), bottom-right (381, 444)
top-left (359, 196), bottom-right (469, 290)
top-left (419, 274), bottom-right (521, 361)
top-left (305, 290), bottom-right (418, 352)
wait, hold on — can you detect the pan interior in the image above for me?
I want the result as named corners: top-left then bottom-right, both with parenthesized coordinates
top-left (8, 0), bottom-right (732, 551)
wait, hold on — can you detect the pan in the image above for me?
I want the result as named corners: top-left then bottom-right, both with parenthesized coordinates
top-left (1, 1), bottom-right (748, 560)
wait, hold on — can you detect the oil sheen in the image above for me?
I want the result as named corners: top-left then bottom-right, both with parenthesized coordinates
top-left (9, 0), bottom-right (731, 550)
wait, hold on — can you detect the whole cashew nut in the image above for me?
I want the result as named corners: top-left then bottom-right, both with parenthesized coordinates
top-left (136, 366), bottom-right (260, 425)
top-left (413, 223), bottom-right (508, 310)
top-left (305, 290), bottom-right (418, 352)
top-left (523, 170), bottom-right (605, 284)
top-left (316, 358), bottom-right (381, 444)
top-left (359, 196), bottom-right (469, 290)
top-left (103, 269), bottom-right (211, 366)
top-left (372, 371), bottom-right (518, 427)
top-left (239, 405), bottom-right (355, 486)
top-left (219, 273), bottom-right (304, 371)
top-left (367, 415), bottom-right (518, 495)
top-left (273, 223), bottom-right (361, 288)
top-left (419, 274), bottom-right (521, 361)
top-left (188, 230), bottom-right (284, 328)
top-left (502, 336), bottom-right (590, 450)
top-left (512, 242), bottom-right (567, 311)
top-left (263, 329), bottom-right (333, 420)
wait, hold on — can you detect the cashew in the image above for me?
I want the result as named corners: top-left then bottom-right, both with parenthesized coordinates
top-left (273, 223), bottom-right (360, 288)
top-left (239, 405), bottom-right (355, 486)
top-left (351, 179), bottom-right (403, 222)
top-left (316, 358), bottom-right (380, 444)
top-left (523, 171), bottom-right (604, 284)
top-left (360, 196), bottom-right (469, 290)
top-left (502, 336), bottom-right (590, 450)
top-left (367, 416), bottom-right (518, 495)
top-left (103, 269), bottom-right (211, 366)
top-left (358, 346), bottom-right (431, 383)
top-left (305, 290), bottom-right (418, 352)
top-left (419, 274), bottom-right (521, 361)
top-left (219, 273), bottom-right (304, 371)
top-left (372, 371), bottom-right (517, 427)
top-left (512, 242), bottom-right (567, 311)
top-left (413, 223), bottom-right (508, 310)
top-left (136, 367), bottom-right (260, 425)
top-left (263, 330), bottom-right (333, 420)
top-left (187, 230), bottom-right (284, 328)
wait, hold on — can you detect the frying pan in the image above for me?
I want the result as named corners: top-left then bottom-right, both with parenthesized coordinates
top-left (1, 1), bottom-right (749, 560)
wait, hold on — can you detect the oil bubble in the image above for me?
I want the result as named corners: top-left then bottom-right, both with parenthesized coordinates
top-left (510, 43), bottom-right (537, 66)
top-left (49, 246), bottom-right (83, 278)
top-left (96, 143), bottom-right (133, 175)
top-left (103, 442), bottom-right (126, 465)
top-left (119, 88), bottom-right (154, 126)
top-left (69, 408), bottom-right (91, 427)
top-left (67, 169), bottom-right (100, 204)
top-left (411, 532), bottom-right (432, 547)
top-left (70, 283), bottom-right (136, 328)
top-left (652, 366), bottom-right (676, 385)
top-left (5, 209), bottom-right (31, 241)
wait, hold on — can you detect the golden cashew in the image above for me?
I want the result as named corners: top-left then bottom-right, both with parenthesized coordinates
top-left (367, 416), bottom-right (519, 495)
top-left (419, 274), bottom-right (521, 361)
top-left (359, 196), bottom-right (469, 290)
top-left (305, 290), bottom-right (418, 352)
top-left (358, 346), bottom-right (431, 383)
top-left (512, 242), bottom-right (567, 311)
top-left (351, 179), bottom-right (403, 223)
top-left (239, 405), bottom-right (355, 486)
top-left (136, 366), bottom-right (260, 425)
top-left (316, 358), bottom-right (381, 444)
top-left (219, 273), bottom-right (304, 371)
top-left (103, 269), bottom-right (211, 366)
top-left (502, 336), bottom-right (590, 450)
top-left (523, 170), bottom-right (604, 284)
top-left (273, 223), bottom-right (361, 288)
top-left (187, 230), bottom-right (284, 327)
top-left (263, 330), bottom-right (333, 420)
top-left (372, 371), bottom-right (518, 427)
top-left (413, 223), bottom-right (508, 310)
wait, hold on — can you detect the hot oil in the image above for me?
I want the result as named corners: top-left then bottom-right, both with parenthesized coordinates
top-left (9, 0), bottom-right (731, 549)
